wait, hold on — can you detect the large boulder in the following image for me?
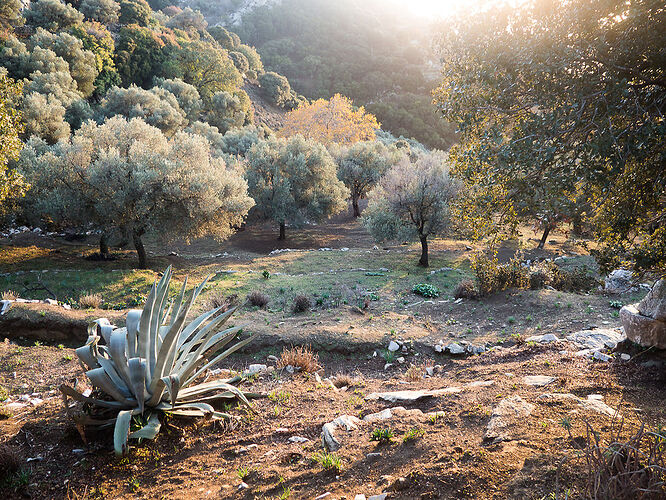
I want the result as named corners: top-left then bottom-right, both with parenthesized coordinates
top-left (604, 269), bottom-right (636, 293)
top-left (620, 280), bottom-right (666, 349)
top-left (638, 279), bottom-right (666, 321)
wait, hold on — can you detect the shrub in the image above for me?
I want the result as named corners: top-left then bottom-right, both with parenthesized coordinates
top-left (293, 295), bottom-right (311, 313)
top-left (1, 290), bottom-right (17, 300)
top-left (277, 346), bottom-right (320, 373)
top-left (412, 283), bottom-right (440, 298)
top-left (404, 364), bottom-right (425, 381)
top-left (208, 293), bottom-right (238, 312)
top-left (247, 291), bottom-right (269, 308)
top-left (78, 292), bottom-right (101, 309)
top-left (332, 373), bottom-right (357, 388)
top-left (453, 279), bottom-right (478, 299)
top-left (60, 267), bottom-right (256, 456)
top-left (582, 419), bottom-right (666, 499)
top-left (548, 264), bottom-right (599, 292)
top-left (471, 253), bottom-right (529, 296)
top-left (528, 267), bottom-right (549, 289)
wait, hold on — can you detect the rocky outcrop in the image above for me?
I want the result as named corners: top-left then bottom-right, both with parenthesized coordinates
top-left (621, 280), bottom-right (666, 349)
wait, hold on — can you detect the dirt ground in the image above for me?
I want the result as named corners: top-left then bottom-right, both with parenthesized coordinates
top-left (1, 215), bottom-right (664, 499)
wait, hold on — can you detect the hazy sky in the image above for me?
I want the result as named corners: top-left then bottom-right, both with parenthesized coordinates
top-left (396, 0), bottom-right (520, 18)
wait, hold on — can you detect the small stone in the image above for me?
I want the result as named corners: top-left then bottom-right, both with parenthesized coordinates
top-left (388, 341), bottom-right (400, 352)
top-left (384, 363), bottom-right (393, 370)
top-left (288, 436), bottom-right (309, 444)
top-left (446, 343), bottom-right (465, 355)
top-left (397, 356), bottom-right (405, 364)
top-left (238, 482), bottom-right (249, 490)
top-left (275, 427), bottom-right (289, 433)
top-left (315, 493), bottom-right (331, 500)
top-left (267, 355), bottom-right (278, 363)
top-left (593, 351), bottom-right (613, 362)
top-left (366, 453), bottom-right (382, 459)
top-left (620, 353), bottom-right (631, 361)
top-left (425, 366), bottom-right (434, 376)
top-left (368, 494), bottom-right (388, 500)
top-left (247, 364), bottom-right (267, 374)
top-left (354, 495), bottom-right (367, 500)
top-left (523, 375), bottom-right (556, 387)
top-left (434, 344), bottom-right (443, 353)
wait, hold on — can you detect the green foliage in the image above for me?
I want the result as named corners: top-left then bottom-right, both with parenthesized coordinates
top-left (412, 283), bottom-right (440, 298)
top-left (334, 140), bottom-right (399, 217)
top-left (403, 427), bottom-right (425, 442)
top-left (17, 116), bottom-right (254, 268)
top-left (205, 89), bottom-right (253, 134)
top-left (60, 267), bottom-right (257, 456)
top-left (69, 22), bottom-right (121, 98)
top-left (471, 253), bottom-right (529, 297)
top-left (0, 74), bottom-right (27, 214)
top-left (118, 0), bottom-right (150, 26)
top-left (0, 0), bottom-right (22, 28)
top-left (208, 26), bottom-right (239, 50)
top-left (79, 0), bottom-right (119, 24)
top-left (245, 135), bottom-right (349, 239)
top-left (435, 0), bottom-right (666, 275)
top-left (364, 152), bottom-right (460, 266)
top-left (234, 0), bottom-right (457, 149)
top-left (101, 84), bottom-right (187, 136)
top-left (24, 0), bottom-right (84, 31)
top-left (370, 427), bottom-right (394, 444)
top-left (114, 25), bottom-right (174, 88)
top-left (258, 71), bottom-right (291, 107)
top-left (312, 451), bottom-right (342, 472)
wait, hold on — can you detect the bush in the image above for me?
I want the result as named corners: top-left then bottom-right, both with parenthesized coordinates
top-left (258, 71), bottom-right (291, 107)
top-left (471, 253), bottom-right (529, 296)
top-left (547, 263), bottom-right (599, 292)
top-left (582, 419), bottom-right (666, 499)
top-left (1, 290), bottom-right (18, 300)
top-left (412, 283), bottom-right (440, 298)
top-left (0, 445), bottom-right (21, 483)
top-left (277, 346), bottom-right (319, 373)
top-left (78, 292), bottom-right (102, 309)
top-left (208, 292), bottom-right (238, 312)
top-left (247, 291), bottom-right (269, 308)
top-left (293, 294), bottom-right (311, 313)
top-left (453, 279), bottom-right (478, 299)
top-left (528, 267), bottom-right (549, 290)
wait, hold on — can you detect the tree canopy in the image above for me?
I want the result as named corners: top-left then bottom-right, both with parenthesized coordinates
top-left (434, 0), bottom-right (666, 275)
top-left (0, 73), bottom-right (27, 215)
top-left (245, 135), bottom-right (349, 240)
top-left (279, 94), bottom-right (379, 145)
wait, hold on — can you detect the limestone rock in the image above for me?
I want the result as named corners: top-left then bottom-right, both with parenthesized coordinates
top-left (321, 415), bottom-right (362, 451)
top-left (537, 393), bottom-right (618, 417)
top-left (485, 396), bottom-right (534, 442)
top-left (605, 269), bottom-right (635, 293)
top-left (638, 280), bottom-right (666, 321)
top-left (446, 343), bottom-right (465, 355)
top-left (567, 329), bottom-right (625, 350)
top-left (388, 340), bottom-right (400, 351)
top-left (523, 375), bottom-right (556, 387)
top-left (365, 387), bottom-right (461, 403)
top-left (620, 304), bottom-right (666, 349)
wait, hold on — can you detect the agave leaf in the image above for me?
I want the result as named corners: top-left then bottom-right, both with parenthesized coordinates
top-left (138, 282), bottom-right (157, 376)
top-left (128, 357), bottom-right (146, 413)
top-left (181, 333), bottom-right (253, 387)
top-left (128, 412), bottom-right (161, 441)
top-left (87, 367), bottom-right (136, 405)
top-left (168, 276), bottom-right (188, 327)
top-left (149, 288), bottom-right (196, 393)
top-left (176, 320), bottom-right (243, 381)
top-left (109, 329), bottom-right (132, 388)
top-left (149, 267), bottom-right (172, 377)
top-left (114, 410), bottom-right (133, 456)
top-left (75, 335), bottom-right (101, 371)
top-left (173, 306), bottom-right (227, 368)
top-left (125, 310), bottom-right (142, 358)
top-left (96, 356), bottom-right (132, 398)
top-left (60, 384), bottom-right (133, 410)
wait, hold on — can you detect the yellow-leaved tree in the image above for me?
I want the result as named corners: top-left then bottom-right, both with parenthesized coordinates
top-left (278, 94), bottom-right (379, 145)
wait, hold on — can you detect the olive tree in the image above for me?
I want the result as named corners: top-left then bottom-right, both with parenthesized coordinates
top-left (364, 152), bottom-right (460, 267)
top-left (24, 0), bottom-right (84, 31)
top-left (79, 0), bottom-right (120, 24)
top-left (334, 140), bottom-right (399, 217)
top-left (101, 85), bottom-right (187, 136)
top-left (245, 135), bottom-right (349, 240)
top-left (17, 116), bottom-right (255, 268)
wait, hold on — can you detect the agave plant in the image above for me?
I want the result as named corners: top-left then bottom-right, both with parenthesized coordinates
top-left (60, 267), bottom-right (256, 456)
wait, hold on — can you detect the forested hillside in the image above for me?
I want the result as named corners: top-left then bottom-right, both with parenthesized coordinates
top-left (229, 0), bottom-right (458, 149)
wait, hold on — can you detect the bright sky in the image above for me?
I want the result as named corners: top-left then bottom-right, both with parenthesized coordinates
top-left (395, 0), bottom-right (517, 19)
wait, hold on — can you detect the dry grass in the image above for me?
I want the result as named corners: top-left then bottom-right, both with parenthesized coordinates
top-left (0, 445), bottom-right (21, 482)
top-left (208, 293), bottom-right (239, 312)
top-left (1, 290), bottom-right (18, 300)
top-left (292, 295), bottom-right (311, 313)
top-left (78, 292), bottom-right (102, 309)
top-left (404, 364), bottom-right (426, 382)
top-left (332, 373), bottom-right (357, 388)
top-left (247, 291), bottom-right (269, 308)
top-left (277, 346), bottom-right (320, 373)
top-left (582, 418), bottom-right (666, 499)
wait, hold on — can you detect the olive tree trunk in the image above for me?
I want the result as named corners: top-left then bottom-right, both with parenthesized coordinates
top-left (278, 222), bottom-right (286, 241)
top-left (132, 230), bottom-right (148, 269)
top-left (538, 225), bottom-right (551, 250)
top-left (419, 235), bottom-right (429, 267)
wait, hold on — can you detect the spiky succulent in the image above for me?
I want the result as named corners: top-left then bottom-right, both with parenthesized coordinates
top-left (60, 267), bottom-right (256, 456)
